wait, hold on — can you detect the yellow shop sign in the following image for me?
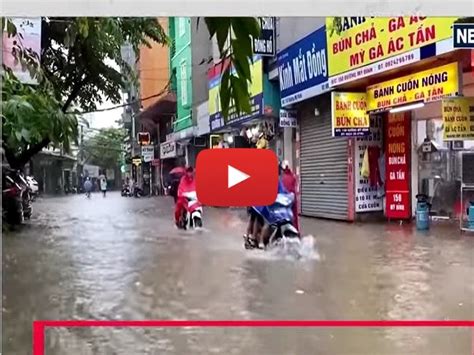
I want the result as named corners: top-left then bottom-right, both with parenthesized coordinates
top-left (366, 62), bottom-right (459, 112)
top-left (442, 97), bottom-right (474, 141)
top-left (326, 17), bottom-right (457, 78)
top-left (331, 92), bottom-right (370, 137)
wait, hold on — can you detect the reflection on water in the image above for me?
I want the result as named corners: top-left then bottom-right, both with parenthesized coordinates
top-left (3, 194), bottom-right (474, 354)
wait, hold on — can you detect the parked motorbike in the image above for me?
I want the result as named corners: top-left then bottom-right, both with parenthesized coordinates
top-left (133, 185), bottom-right (143, 198)
top-left (26, 176), bottom-right (39, 200)
top-left (2, 169), bottom-right (33, 224)
top-left (177, 191), bottom-right (203, 230)
top-left (244, 187), bottom-right (300, 251)
top-left (121, 184), bottom-right (132, 197)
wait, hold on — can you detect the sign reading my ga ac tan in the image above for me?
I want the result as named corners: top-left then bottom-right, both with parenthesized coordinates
top-left (366, 62), bottom-right (459, 112)
top-left (442, 97), bottom-right (474, 141)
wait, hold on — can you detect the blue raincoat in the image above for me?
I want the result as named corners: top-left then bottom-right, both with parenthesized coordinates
top-left (251, 180), bottom-right (294, 225)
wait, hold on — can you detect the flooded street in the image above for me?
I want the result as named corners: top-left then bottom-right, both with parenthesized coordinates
top-left (3, 193), bottom-right (474, 354)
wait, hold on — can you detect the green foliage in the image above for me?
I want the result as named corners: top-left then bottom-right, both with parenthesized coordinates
top-left (1, 69), bottom-right (78, 155)
top-left (82, 127), bottom-right (127, 168)
top-left (204, 17), bottom-right (260, 118)
top-left (40, 17), bottom-right (168, 111)
top-left (2, 17), bottom-right (167, 168)
top-left (2, 16), bottom-right (259, 168)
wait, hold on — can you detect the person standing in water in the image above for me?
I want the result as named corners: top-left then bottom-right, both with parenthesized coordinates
top-left (100, 176), bottom-right (107, 197)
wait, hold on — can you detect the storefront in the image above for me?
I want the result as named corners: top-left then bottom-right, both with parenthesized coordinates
top-left (324, 17), bottom-right (474, 222)
top-left (208, 55), bottom-right (281, 153)
top-left (277, 25), bottom-right (352, 219)
top-left (331, 55), bottom-right (473, 221)
top-left (160, 140), bottom-right (185, 188)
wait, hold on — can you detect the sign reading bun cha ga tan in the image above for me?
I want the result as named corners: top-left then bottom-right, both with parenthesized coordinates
top-left (366, 62), bottom-right (459, 112)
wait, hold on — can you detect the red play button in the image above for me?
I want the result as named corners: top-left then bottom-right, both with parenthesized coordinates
top-left (196, 149), bottom-right (279, 207)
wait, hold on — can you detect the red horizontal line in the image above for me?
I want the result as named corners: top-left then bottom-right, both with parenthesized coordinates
top-left (35, 320), bottom-right (474, 328)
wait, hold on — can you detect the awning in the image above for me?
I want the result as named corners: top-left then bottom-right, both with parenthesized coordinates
top-left (137, 92), bottom-right (177, 128)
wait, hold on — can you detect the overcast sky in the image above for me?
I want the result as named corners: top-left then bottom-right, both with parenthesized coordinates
top-left (84, 59), bottom-right (123, 130)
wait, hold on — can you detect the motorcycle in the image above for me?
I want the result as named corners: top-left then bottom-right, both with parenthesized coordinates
top-left (177, 191), bottom-right (203, 230)
top-left (2, 169), bottom-right (33, 224)
top-left (244, 187), bottom-right (300, 251)
top-left (121, 184), bottom-right (132, 197)
top-left (133, 184), bottom-right (143, 198)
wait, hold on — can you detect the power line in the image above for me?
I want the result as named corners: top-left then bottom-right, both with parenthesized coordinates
top-left (67, 80), bottom-right (171, 115)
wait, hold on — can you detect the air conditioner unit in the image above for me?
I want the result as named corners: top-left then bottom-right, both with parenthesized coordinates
top-left (193, 137), bottom-right (206, 147)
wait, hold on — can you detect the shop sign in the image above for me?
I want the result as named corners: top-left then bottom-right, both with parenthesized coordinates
top-left (253, 17), bottom-right (276, 56)
top-left (132, 158), bottom-right (142, 166)
top-left (385, 112), bottom-right (411, 219)
top-left (366, 62), bottom-right (459, 112)
top-left (3, 17), bottom-right (42, 85)
top-left (160, 141), bottom-right (177, 159)
top-left (442, 97), bottom-right (474, 140)
top-left (208, 56), bottom-right (263, 131)
top-left (141, 145), bottom-right (154, 163)
top-left (137, 132), bottom-right (151, 145)
top-left (279, 109), bottom-right (298, 128)
top-left (355, 115), bottom-right (384, 213)
top-left (326, 17), bottom-right (458, 85)
top-left (277, 26), bottom-right (330, 107)
top-left (331, 92), bottom-right (370, 137)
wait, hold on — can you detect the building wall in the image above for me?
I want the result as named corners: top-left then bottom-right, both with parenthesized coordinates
top-left (139, 18), bottom-right (170, 110)
top-left (170, 17), bottom-right (192, 132)
top-left (276, 17), bottom-right (325, 53)
top-left (191, 17), bottom-right (212, 125)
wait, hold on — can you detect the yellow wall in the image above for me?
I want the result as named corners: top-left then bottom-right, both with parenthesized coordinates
top-left (139, 17), bottom-right (169, 110)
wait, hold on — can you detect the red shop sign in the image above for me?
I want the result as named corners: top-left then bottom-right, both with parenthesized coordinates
top-left (385, 112), bottom-right (411, 219)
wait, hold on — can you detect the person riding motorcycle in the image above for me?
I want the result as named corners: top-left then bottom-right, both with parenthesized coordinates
top-left (174, 167), bottom-right (196, 228)
top-left (245, 177), bottom-right (293, 249)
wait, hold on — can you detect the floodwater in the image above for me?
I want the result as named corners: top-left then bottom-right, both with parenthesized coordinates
top-left (3, 193), bottom-right (474, 354)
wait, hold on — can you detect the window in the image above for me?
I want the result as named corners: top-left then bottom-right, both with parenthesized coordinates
top-left (180, 61), bottom-right (187, 106)
top-left (178, 17), bottom-right (186, 37)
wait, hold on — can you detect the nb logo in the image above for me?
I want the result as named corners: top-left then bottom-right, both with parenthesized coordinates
top-left (453, 23), bottom-right (474, 49)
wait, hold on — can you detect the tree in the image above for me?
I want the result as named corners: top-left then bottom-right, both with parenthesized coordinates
top-left (82, 127), bottom-right (126, 169)
top-left (2, 17), bottom-right (259, 169)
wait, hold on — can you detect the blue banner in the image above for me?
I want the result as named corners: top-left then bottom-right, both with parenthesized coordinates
top-left (277, 26), bottom-right (330, 107)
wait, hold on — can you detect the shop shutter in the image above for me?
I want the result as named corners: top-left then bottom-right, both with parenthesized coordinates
top-left (300, 97), bottom-right (349, 220)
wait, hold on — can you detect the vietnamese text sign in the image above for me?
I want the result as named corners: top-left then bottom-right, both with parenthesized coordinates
top-left (385, 112), bottom-right (411, 219)
top-left (160, 141), bottom-right (177, 159)
top-left (442, 97), bottom-right (474, 140)
top-left (209, 56), bottom-right (263, 131)
top-left (277, 26), bottom-right (329, 107)
top-left (355, 115), bottom-right (383, 212)
top-left (366, 62), bottom-right (459, 112)
top-left (331, 92), bottom-right (370, 137)
top-left (253, 17), bottom-right (276, 56)
top-left (279, 109), bottom-right (298, 128)
top-left (326, 17), bottom-right (457, 79)
top-left (141, 145), bottom-right (154, 162)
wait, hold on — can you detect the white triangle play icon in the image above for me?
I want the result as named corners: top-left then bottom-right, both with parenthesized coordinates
top-left (228, 165), bottom-right (250, 189)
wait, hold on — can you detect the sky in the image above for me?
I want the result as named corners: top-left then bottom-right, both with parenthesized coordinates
top-left (84, 59), bottom-right (123, 130)
top-left (84, 102), bottom-right (122, 130)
